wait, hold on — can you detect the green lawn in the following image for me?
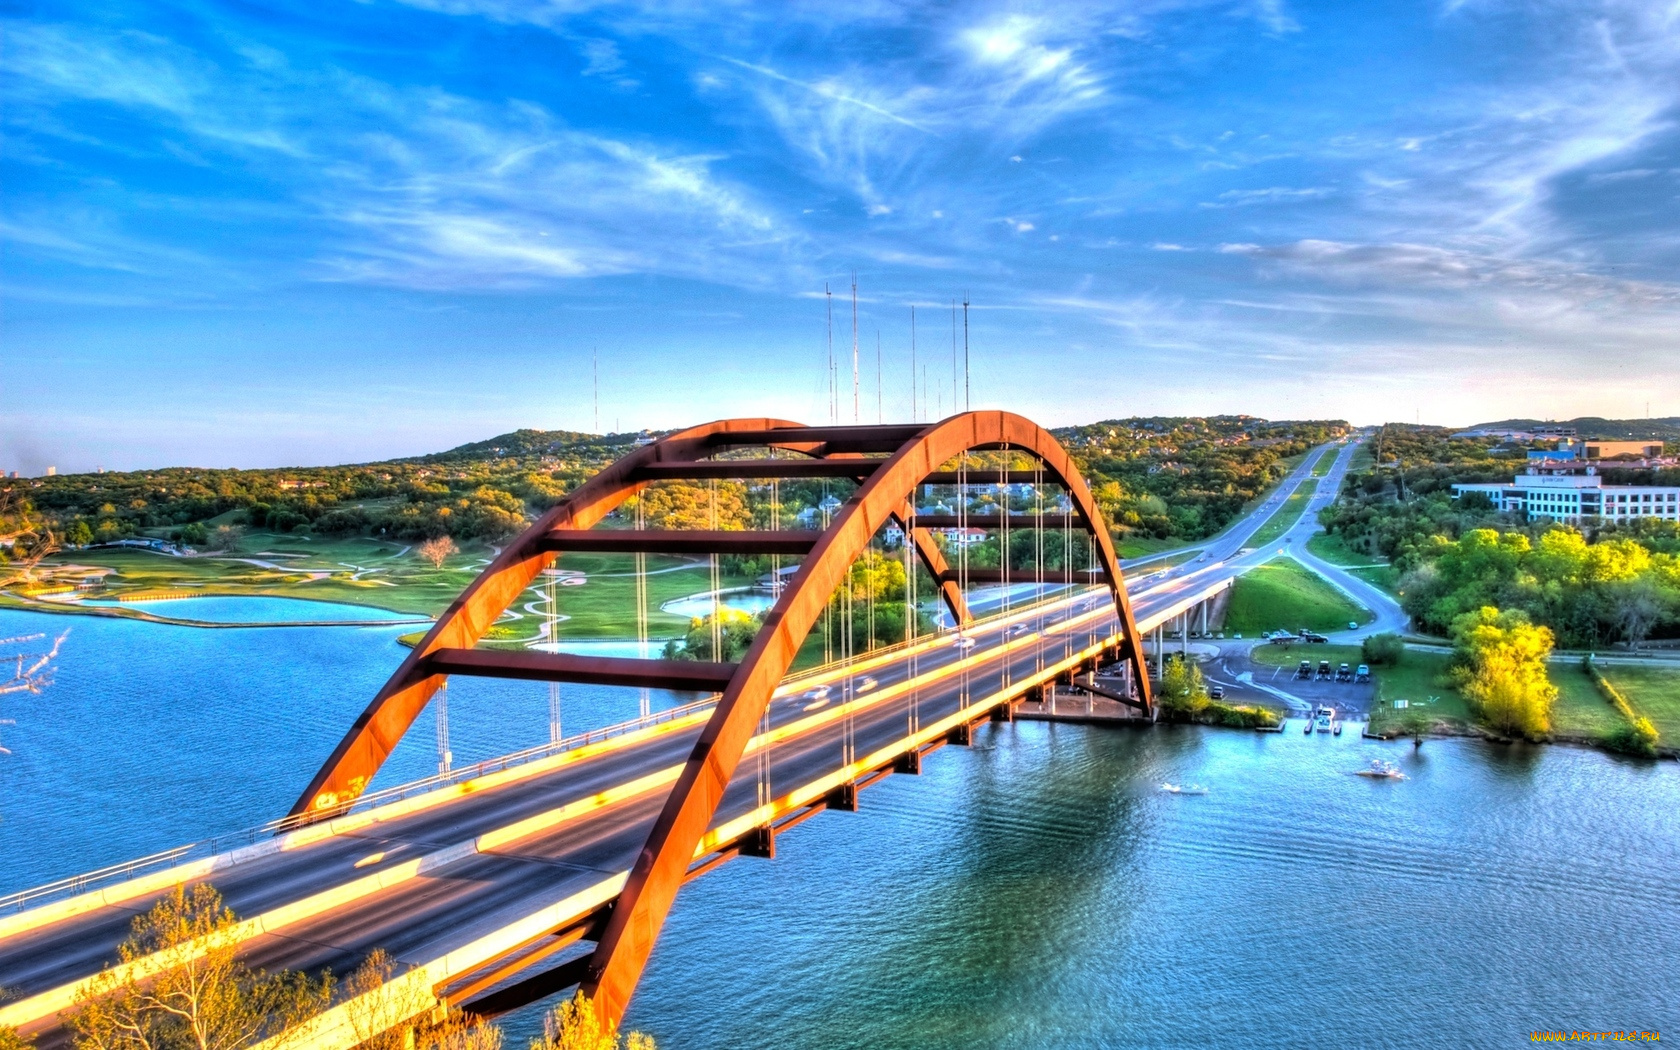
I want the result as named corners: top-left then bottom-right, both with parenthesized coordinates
top-left (1250, 641), bottom-right (1363, 669)
top-left (1364, 648), bottom-right (1472, 730)
top-left (1549, 664), bottom-right (1628, 739)
top-left (1599, 665), bottom-right (1680, 741)
top-left (1116, 536), bottom-right (1190, 559)
top-left (1305, 531), bottom-right (1383, 567)
top-left (1222, 557), bottom-right (1372, 635)
top-left (1304, 532), bottom-right (1399, 593)
top-left (1246, 480), bottom-right (1312, 549)
top-left (31, 535), bottom-right (744, 637)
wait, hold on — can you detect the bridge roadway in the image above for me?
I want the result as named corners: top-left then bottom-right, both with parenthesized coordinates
top-left (0, 561), bottom-right (1242, 1043)
top-left (1, 439), bottom-right (1360, 1044)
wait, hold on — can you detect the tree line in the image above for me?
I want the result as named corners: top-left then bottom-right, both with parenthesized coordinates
top-left (23, 417), bottom-right (1347, 553)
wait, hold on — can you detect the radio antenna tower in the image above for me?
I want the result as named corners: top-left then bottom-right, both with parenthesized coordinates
top-left (851, 273), bottom-right (860, 424)
top-left (962, 297), bottom-right (971, 412)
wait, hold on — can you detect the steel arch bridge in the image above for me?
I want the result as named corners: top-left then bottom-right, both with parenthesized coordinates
top-left (291, 412), bottom-right (1152, 1027)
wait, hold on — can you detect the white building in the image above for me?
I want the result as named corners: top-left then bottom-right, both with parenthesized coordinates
top-left (1452, 473), bottom-right (1680, 523)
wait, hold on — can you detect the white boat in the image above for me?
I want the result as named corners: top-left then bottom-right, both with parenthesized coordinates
top-left (1354, 759), bottom-right (1407, 780)
top-left (1160, 783), bottom-right (1209, 795)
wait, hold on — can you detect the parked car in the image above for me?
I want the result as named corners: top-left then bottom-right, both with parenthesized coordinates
top-left (1355, 664), bottom-right (1371, 683)
top-left (1336, 663), bottom-right (1353, 683)
top-left (1208, 683), bottom-right (1225, 700)
top-left (1316, 660), bottom-right (1333, 680)
top-left (1294, 660), bottom-right (1313, 680)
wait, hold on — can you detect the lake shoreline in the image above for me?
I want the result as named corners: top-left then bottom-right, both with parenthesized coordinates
top-left (0, 591), bottom-right (430, 629)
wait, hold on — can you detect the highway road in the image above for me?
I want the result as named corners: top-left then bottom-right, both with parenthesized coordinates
top-left (0, 440), bottom-right (1353, 1045)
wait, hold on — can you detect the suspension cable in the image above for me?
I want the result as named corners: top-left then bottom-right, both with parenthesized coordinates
top-left (548, 559), bottom-right (562, 743)
top-left (636, 494), bottom-right (649, 720)
top-left (709, 478), bottom-right (721, 663)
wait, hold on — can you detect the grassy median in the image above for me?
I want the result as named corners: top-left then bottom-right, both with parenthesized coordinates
top-left (1223, 557), bottom-right (1371, 635)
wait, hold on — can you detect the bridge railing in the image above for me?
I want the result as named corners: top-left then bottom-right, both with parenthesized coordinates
top-left (0, 693), bottom-right (723, 916)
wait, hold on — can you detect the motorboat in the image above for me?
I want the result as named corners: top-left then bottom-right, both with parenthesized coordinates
top-left (1160, 783), bottom-right (1209, 795)
top-left (1354, 759), bottom-right (1407, 780)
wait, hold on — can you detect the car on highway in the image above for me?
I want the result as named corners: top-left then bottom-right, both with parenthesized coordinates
top-left (1208, 682), bottom-right (1225, 700)
top-left (953, 635), bottom-right (977, 650)
top-left (857, 676), bottom-right (879, 693)
top-left (803, 684), bottom-right (831, 701)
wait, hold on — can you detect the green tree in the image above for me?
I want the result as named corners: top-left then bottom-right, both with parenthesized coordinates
top-left (663, 608), bottom-right (761, 662)
top-left (1450, 606), bottom-right (1557, 738)
top-left (1156, 656), bottom-right (1209, 721)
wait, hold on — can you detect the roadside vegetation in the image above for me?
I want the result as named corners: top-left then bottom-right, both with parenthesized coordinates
top-left (1157, 655), bottom-right (1279, 727)
top-left (41, 880), bottom-right (654, 1050)
top-left (1222, 558), bottom-right (1370, 635)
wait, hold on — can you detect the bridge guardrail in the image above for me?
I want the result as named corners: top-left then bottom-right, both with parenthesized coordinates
top-left (0, 694), bottom-right (722, 916)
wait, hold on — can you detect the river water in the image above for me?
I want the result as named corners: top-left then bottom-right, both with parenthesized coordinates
top-left (3, 604), bottom-right (1677, 1047)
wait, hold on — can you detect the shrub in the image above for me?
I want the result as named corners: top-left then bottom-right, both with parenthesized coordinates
top-left (1157, 656), bottom-right (1209, 721)
top-left (1205, 701), bottom-right (1279, 728)
top-left (1362, 632), bottom-right (1405, 666)
top-left (1603, 717), bottom-right (1660, 758)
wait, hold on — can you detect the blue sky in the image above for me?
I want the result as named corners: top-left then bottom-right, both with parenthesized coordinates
top-left (4, 0), bottom-right (1679, 472)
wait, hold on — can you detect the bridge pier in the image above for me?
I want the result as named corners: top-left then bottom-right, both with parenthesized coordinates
top-left (739, 825), bottom-right (775, 860)
top-left (828, 782), bottom-right (860, 812)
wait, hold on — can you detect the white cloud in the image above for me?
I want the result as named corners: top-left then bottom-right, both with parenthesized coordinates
top-left (1200, 186), bottom-right (1331, 207)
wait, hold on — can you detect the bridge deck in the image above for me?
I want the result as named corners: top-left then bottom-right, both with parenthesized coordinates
top-left (0, 569), bottom-right (1233, 1045)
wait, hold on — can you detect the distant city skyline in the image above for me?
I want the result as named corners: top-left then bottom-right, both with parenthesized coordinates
top-left (4, 0), bottom-right (1679, 473)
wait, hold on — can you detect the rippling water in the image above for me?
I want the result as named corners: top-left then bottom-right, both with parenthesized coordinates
top-left (3, 604), bottom-right (1677, 1046)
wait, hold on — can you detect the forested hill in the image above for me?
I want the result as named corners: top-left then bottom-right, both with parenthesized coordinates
top-left (14, 415), bottom-right (1346, 550)
top-left (1467, 417), bottom-right (1680, 441)
top-left (418, 428), bottom-right (641, 463)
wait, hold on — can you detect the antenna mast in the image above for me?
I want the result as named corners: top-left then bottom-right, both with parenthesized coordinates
top-left (851, 273), bottom-right (860, 424)
top-left (825, 284), bottom-right (835, 424)
top-left (962, 297), bottom-right (971, 412)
